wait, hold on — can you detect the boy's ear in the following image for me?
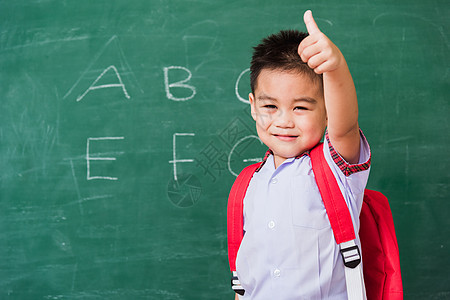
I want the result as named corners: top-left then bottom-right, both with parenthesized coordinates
top-left (249, 93), bottom-right (257, 121)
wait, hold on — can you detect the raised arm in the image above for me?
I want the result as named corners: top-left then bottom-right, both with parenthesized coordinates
top-left (298, 10), bottom-right (360, 164)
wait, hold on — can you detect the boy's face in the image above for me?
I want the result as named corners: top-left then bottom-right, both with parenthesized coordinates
top-left (249, 69), bottom-right (327, 168)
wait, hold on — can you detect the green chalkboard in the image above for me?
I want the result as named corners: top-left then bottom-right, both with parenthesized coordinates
top-left (0, 0), bottom-right (448, 299)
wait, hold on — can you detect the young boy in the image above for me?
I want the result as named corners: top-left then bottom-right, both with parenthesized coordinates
top-left (232, 10), bottom-right (371, 299)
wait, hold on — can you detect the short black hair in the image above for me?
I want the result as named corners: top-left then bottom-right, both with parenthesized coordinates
top-left (250, 29), bottom-right (323, 94)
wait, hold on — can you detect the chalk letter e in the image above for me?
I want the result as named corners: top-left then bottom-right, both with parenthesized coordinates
top-left (169, 133), bottom-right (195, 181)
top-left (86, 137), bottom-right (124, 180)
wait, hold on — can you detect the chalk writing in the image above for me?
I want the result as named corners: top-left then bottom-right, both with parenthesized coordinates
top-left (169, 133), bottom-right (195, 181)
top-left (235, 68), bottom-right (251, 104)
top-left (86, 136), bottom-right (124, 180)
top-left (76, 65), bottom-right (130, 102)
top-left (192, 106), bottom-right (264, 181)
top-left (163, 66), bottom-right (196, 101)
top-left (63, 35), bottom-right (141, 101)
top-left (228, 135), bottom-right (263, 177)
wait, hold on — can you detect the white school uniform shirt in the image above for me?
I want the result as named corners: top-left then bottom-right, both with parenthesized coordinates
top-left (236, 133), bottom-right (371, 300)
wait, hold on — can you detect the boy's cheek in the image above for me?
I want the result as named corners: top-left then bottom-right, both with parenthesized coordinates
top-left (256, 112), bottom-right (271, 127)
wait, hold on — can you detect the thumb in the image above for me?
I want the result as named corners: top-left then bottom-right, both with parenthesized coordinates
top-left (304, 10), bottom-right (321, 35)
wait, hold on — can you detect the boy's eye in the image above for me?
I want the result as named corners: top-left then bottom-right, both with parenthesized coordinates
top-left (263, 105), bottom-right (277, 109)
top-left (294, 106), bottom-right (308, 111)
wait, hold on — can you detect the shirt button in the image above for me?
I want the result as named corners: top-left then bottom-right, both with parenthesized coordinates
top-left (274, 269), bottom-right (281, 277)
top-left (271, 178), bottom-right (278, 184)
top-left (268, 221), bottom-right (275, 229)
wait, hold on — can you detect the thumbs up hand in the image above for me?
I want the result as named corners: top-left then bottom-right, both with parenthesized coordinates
top-left (298, 10), bottom-right (344, 74)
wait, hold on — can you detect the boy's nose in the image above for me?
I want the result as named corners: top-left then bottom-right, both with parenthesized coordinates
top-left (274, 111), bottom-right (294, 128)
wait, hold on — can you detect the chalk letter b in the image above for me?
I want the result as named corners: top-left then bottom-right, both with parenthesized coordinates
top-left (163, 66), bottom-right (196, 101)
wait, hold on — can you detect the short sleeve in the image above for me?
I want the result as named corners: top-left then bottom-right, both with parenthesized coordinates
top-left (322, 130), bottom-right (371, 216)
top-left (324, 130), bottom-right (371, 177)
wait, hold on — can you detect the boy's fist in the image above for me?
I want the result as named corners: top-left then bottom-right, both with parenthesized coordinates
top-left (298, 10), bottom-right (343, 74)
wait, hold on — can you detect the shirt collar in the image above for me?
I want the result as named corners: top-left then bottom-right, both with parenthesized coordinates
top-left (255, 149), bottom-right (310, 172)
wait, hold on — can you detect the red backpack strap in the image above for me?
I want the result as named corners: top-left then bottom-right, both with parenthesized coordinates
top-left (310, 143), bottom-right (366, 300)
top-left (309, 143), bottom-right (356, 243)
top-left (227, 163), bottom-right (260, 272)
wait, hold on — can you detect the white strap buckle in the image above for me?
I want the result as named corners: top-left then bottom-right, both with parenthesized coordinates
top-left (340, 240), bottom-right (361, 269)
top-left (231, 271), bottom-right (245, 296)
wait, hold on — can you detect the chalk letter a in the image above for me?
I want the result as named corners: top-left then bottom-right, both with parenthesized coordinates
top-left (77, 65), bottom-right (131, 102)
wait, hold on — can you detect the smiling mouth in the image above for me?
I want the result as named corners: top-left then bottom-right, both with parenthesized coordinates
top-left (274, 134), bottom-right (298, 141)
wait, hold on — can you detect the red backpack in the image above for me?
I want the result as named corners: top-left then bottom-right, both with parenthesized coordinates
top-left (227, 143), bottom-right (403, 300)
